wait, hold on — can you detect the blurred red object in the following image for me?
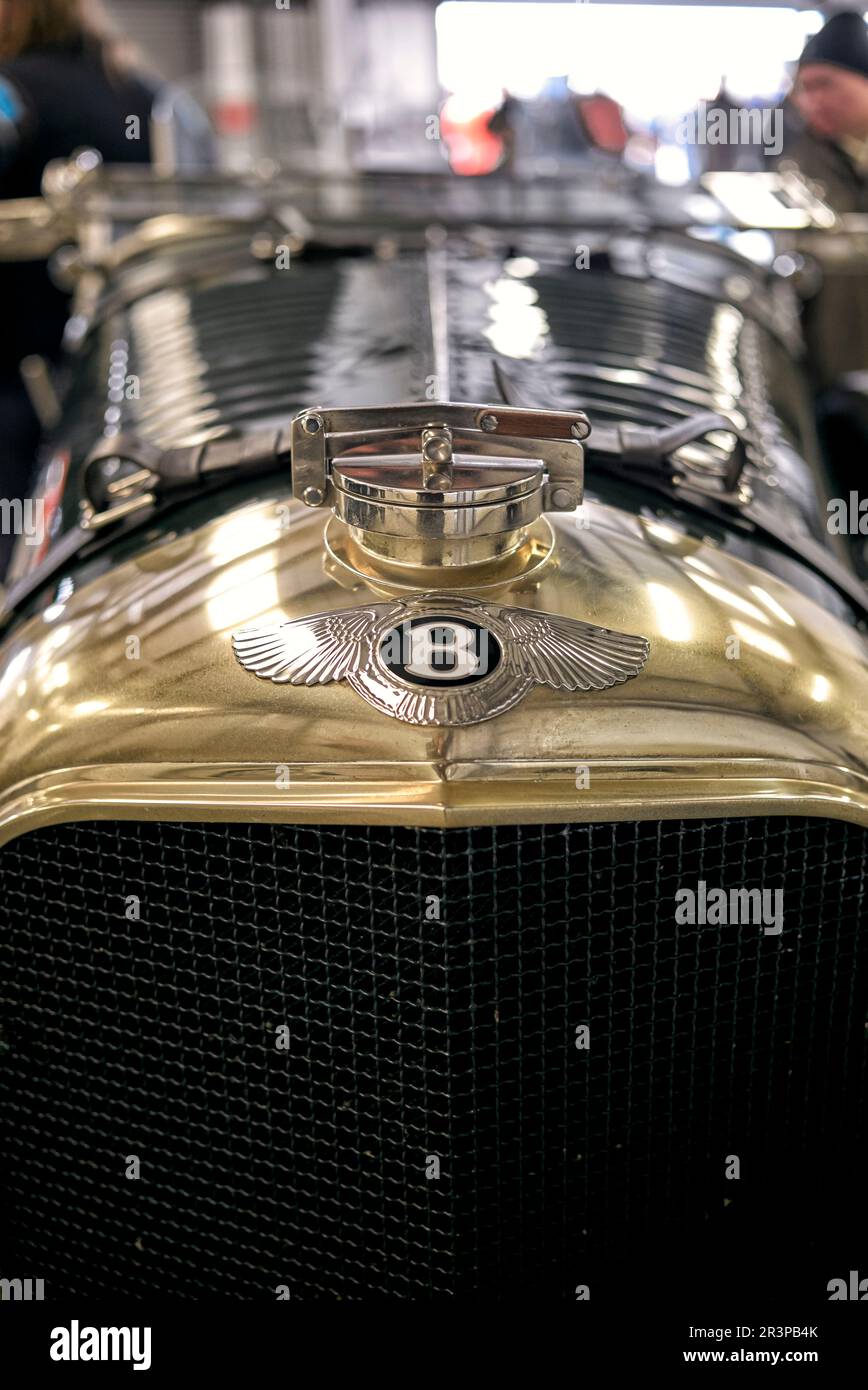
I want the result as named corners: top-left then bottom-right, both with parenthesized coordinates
top-left (576, 93), bottom-right (629, 155)
top-left (439, 98), bottom-right (505, 176)
top-left (211, 100), bottom-right (258, 137)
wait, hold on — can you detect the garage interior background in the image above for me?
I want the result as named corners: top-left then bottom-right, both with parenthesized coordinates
top-left (100, 1), bottom-right (850, 177)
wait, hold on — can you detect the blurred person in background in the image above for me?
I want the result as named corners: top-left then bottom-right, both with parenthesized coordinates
top-left (786, 9), bottom-right (868, 214)
top-left (683, 80), bottom-right (775, 179)
top-left (0, 0), bottom-right (211, 578)
top-left (780, 9), bottom-right (868, 509)
top-left (526, 76), bottom-right (629, 171)
top-left (445, 77), bottom-right (630, 180)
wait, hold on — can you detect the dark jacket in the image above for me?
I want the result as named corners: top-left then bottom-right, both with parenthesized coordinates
top-left (0, 35), bottom-right (158, 565)
top-left (779, 115), bottom-right (868, 387)
top-left (783, 122), bottom-right (868, 213)
top-left (0, 36), bottom-right (156, 372)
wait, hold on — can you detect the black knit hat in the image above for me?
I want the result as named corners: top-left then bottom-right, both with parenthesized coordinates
top-left (799, 11), bottom-right (868, 80)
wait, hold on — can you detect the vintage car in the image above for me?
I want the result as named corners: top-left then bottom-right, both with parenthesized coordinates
top-left (0, 161), bottom-right (866, 1302)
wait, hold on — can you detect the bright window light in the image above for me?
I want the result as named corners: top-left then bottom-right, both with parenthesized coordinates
top-left (436, 4), bottom-right (825, 123)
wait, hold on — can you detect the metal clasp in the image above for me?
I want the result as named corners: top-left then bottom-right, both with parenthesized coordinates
top-left (290, 400), bottom-right (590, 512)
top-left (80, 434), bottom-right (161, 529)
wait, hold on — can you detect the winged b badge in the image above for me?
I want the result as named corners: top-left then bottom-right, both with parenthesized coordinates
top-left (233, 594), bottom-right (649, 726)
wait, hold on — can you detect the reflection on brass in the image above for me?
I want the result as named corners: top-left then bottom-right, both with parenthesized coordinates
top-left (0, 493), bottom-right (867, 843)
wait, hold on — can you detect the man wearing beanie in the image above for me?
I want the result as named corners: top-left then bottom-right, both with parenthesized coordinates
top-left (787, 9), bottom-right (868, 213)
top-left (777, 8), bottom-right (868, 485)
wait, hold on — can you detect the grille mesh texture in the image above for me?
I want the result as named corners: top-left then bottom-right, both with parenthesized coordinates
top-left (0, 816), bottom-right (865, 1300)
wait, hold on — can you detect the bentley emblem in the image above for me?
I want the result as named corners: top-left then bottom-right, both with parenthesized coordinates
top-left (232, 594), bottom-right (650, 726)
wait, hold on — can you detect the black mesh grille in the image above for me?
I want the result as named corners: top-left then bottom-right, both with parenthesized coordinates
top-left (1, 816), bottom-right (866, 1300)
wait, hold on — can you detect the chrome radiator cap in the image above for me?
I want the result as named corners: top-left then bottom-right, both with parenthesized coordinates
top-left (332, 453), bottom-right (544, 565)
top-left (290, 400), bottom-right (589, 569)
